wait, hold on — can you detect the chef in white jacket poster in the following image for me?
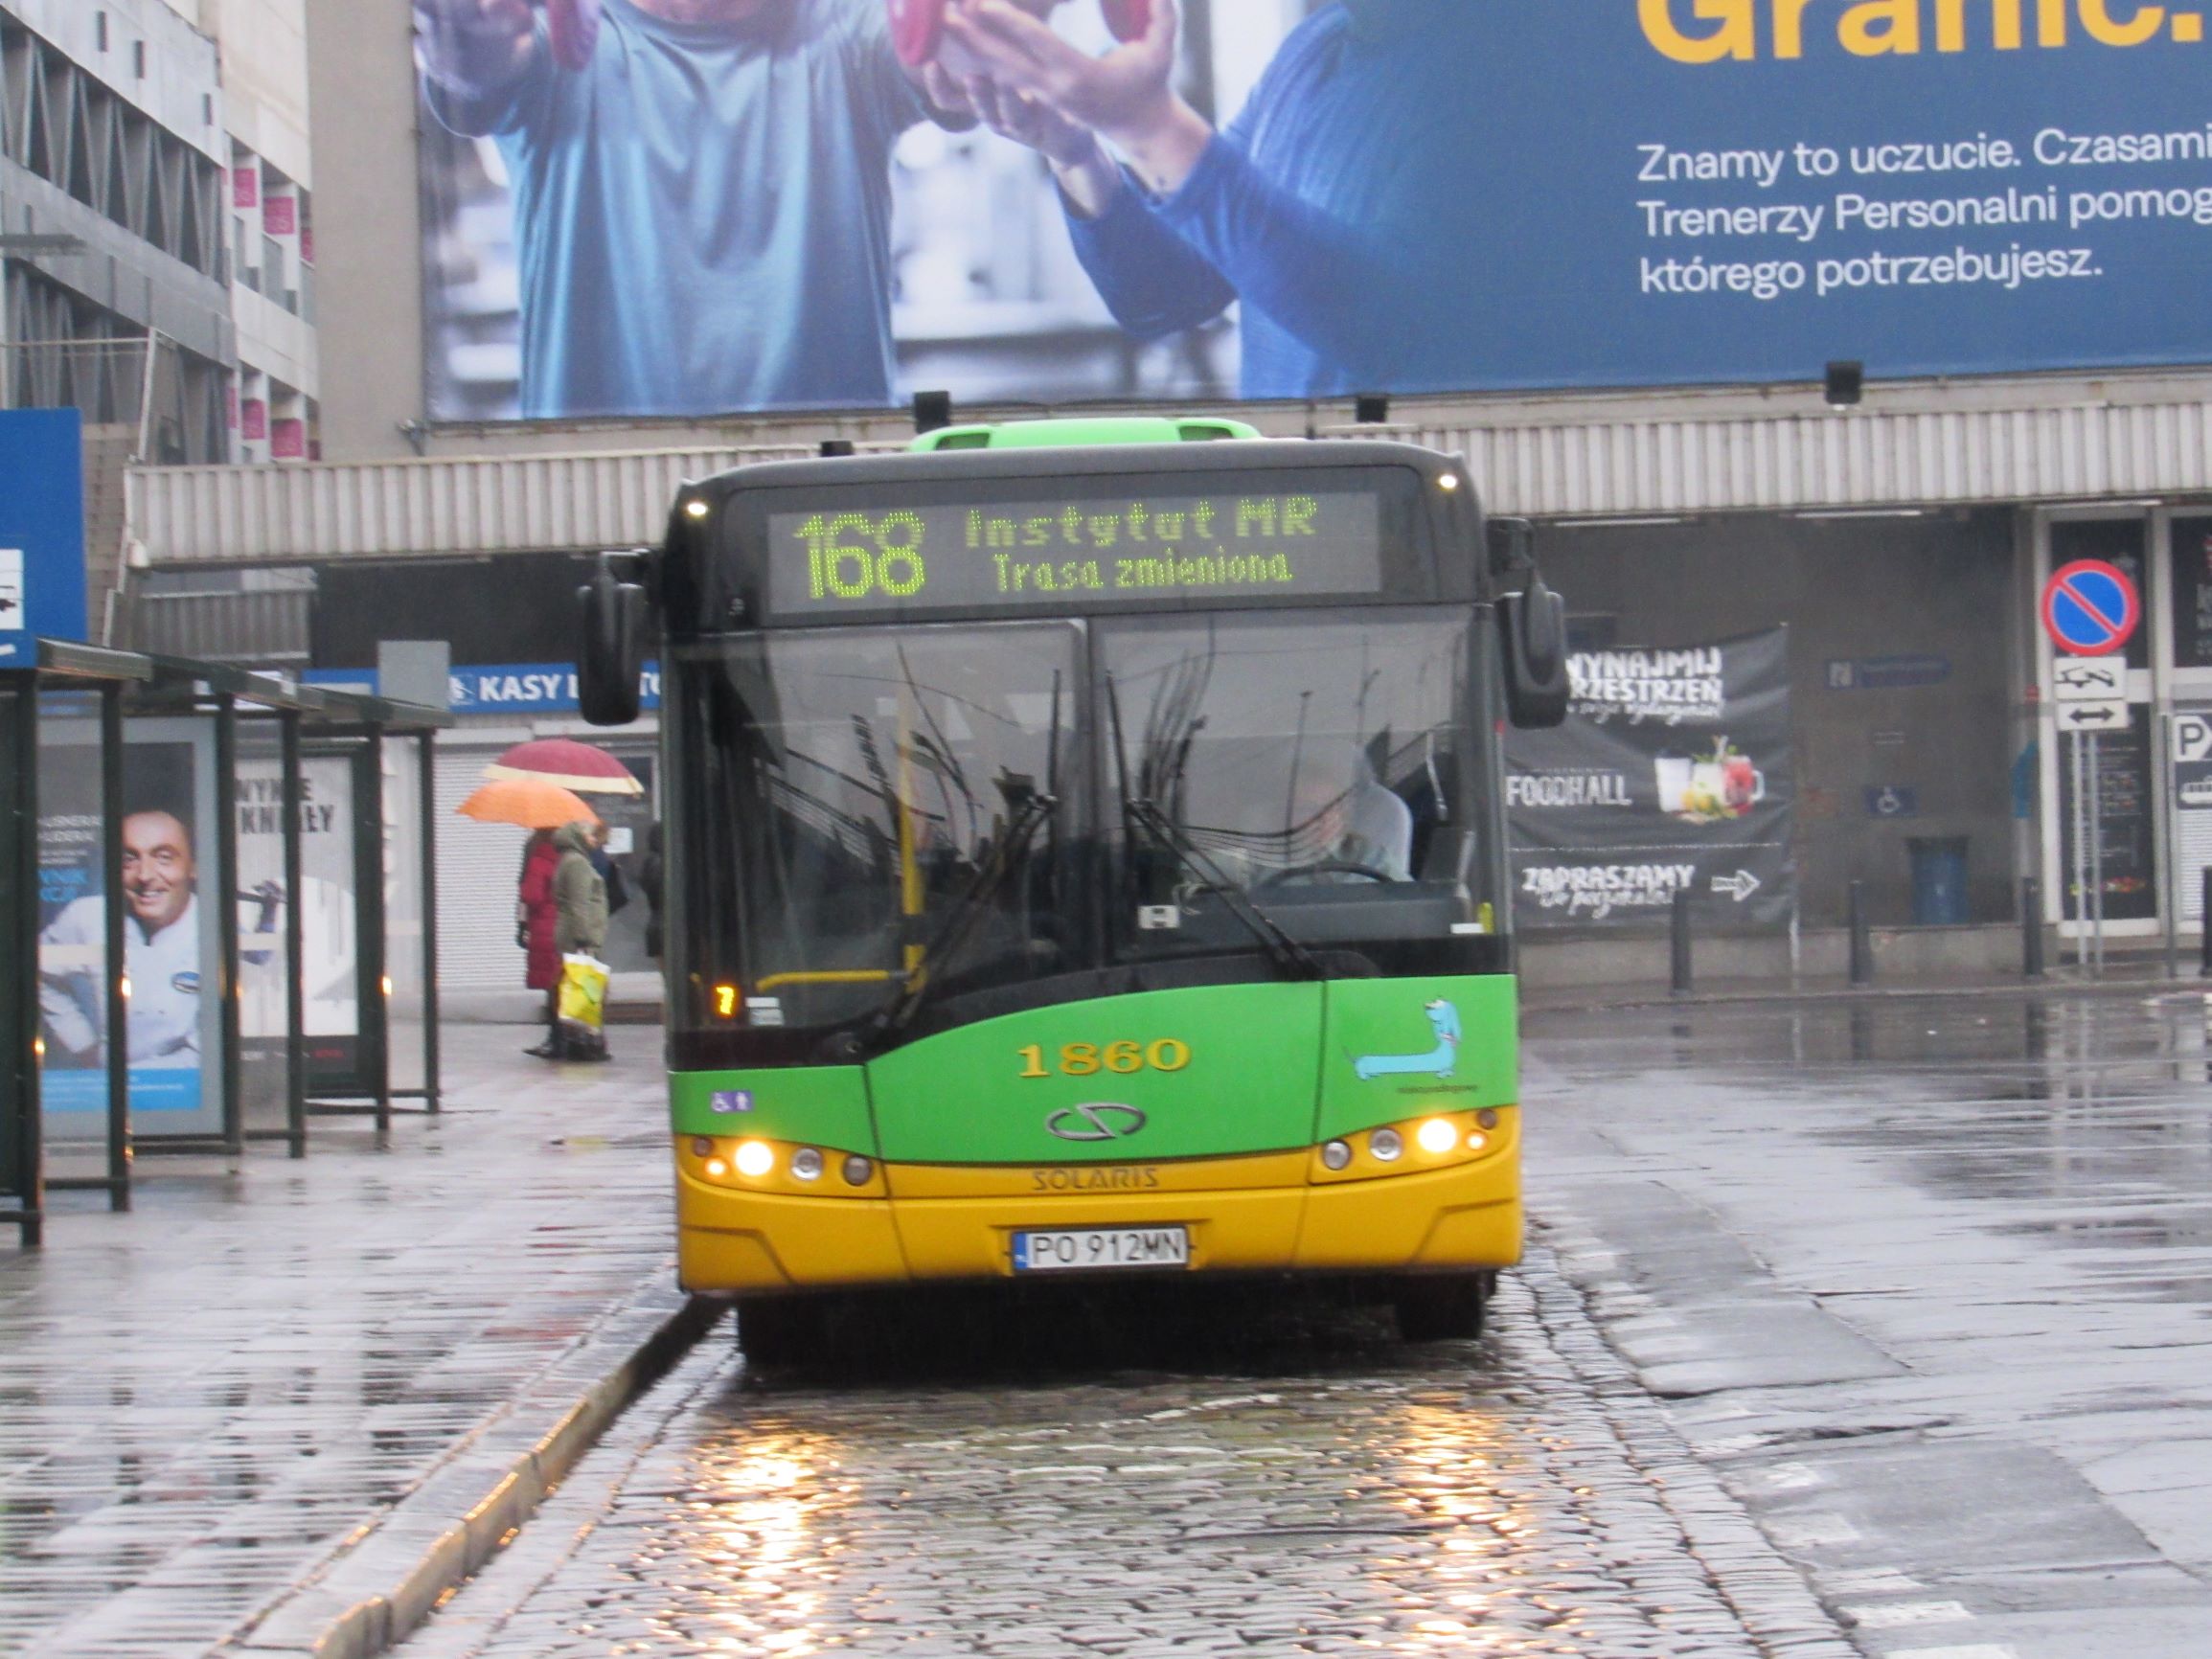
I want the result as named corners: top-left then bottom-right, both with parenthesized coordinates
top-left (39, 804), bottom-right (205, 1088)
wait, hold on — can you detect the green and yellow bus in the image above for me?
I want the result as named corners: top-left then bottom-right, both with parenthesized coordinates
top-left (581, 417), bottom-right (1567, 1355)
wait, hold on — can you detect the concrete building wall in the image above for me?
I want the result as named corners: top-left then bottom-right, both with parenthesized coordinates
top-left (202, 0), bottom-right (311, 184)
top-left (300, 0), bottom-right (422, 464)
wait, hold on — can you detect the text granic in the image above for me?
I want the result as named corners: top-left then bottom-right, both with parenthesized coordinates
top-left (1639, 0), bottom-right (2209, 63)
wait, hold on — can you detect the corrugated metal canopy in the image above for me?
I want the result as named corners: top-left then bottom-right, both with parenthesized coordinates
top-left (125, 381), bottom-right (2212, 565)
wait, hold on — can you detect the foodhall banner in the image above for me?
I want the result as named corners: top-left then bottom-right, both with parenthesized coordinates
top-left (418, 2), bottom-right (2212, 421)
top-left (1506, 628), bottom-right (1794, 929)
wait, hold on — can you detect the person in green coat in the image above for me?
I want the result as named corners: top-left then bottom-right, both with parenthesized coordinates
top-left (548, 820), bottom-right (610, 1060)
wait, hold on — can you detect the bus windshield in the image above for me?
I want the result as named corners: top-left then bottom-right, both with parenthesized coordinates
top-left (672, 610), bottom-right (1493, 1040)
top-left (1102, 611), bottom-right (1484, 964)
top-left (673, 624), bottom-right (1084, 1034)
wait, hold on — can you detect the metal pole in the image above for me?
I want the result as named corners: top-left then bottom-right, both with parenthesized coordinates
top-left (2071, 730), bottom-right (2089, 973)
top-left (361, 727), bottom-right (390, 1134)
top-left (419, 731), bottom-right (441, 1114)
top-left (2157, 712), bottom-right (2179, 982)
top-left (4, 678), bottom-right (43, 1247)
top-left (215, 694), bottom-right (243, 1155)
top-left (2087, 731), bottom-right (2105, 980)
top-left (1670, 889), bottom-right (1692, 996)
top-left (101, 683), bottom-right (129, 1208)
top-left (2021, 876), bottom-right (2045, 980)
top-left (281, 710), bottom-right (307, 1157)
top-left (1848, 879), bottom-right (1873, 986)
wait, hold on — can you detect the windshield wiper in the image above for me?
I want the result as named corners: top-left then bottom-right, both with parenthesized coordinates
top-left (858, 788), bottom-right (1060, 1049)
top-left (1123, 798), bottom-right (1325, 981)
top-left (1105, 670), bottom-right (1323, 982)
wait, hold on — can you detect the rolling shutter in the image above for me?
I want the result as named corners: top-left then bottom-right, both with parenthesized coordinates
top-left (434, 740), bottom-right (533, 993)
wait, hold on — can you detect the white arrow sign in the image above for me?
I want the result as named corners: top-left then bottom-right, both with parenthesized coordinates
top-left (2053, 654), bottom-right (2125, 701)
top-left (2057, 699), bottom-right (2129, 732)
top-left (1710, 869), bottom-right (1762, 902)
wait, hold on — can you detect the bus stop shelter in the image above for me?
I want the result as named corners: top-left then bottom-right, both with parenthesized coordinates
top-left (3, 640), bottom-right (452, 1248)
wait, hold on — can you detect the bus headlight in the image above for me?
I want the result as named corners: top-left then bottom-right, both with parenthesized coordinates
top-left (790, 1148), bottom-right (824, 1182)
top-left (842, 1154), bottom-right (874, 1187)
top-left (1416, 1118), bottom-right (1458, 1155)
top-left (734, 1141), bottom-right (776, 1178)
top-left (1369, 1127), bottom-right (1403, 1163)
top-left (1321, 1139), bottom-right (1353, 1171)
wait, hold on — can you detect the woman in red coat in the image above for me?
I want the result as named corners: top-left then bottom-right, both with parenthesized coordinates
top-left (517, 829), bottom-right (563, 1057)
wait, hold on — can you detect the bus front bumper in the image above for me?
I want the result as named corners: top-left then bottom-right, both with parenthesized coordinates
top-left (674, 1135), bottom-right (1522, 1296)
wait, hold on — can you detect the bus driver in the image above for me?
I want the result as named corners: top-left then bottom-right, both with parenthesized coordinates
top-left (1279, 753), bottom-right (1413, 884)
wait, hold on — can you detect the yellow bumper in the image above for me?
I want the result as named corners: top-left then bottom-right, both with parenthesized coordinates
top-left (674, 1118), bottom-right (1522, 1296)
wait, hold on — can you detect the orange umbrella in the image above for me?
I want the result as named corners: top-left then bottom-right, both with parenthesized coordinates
top-left (456, 776), bottom-right (601, 830)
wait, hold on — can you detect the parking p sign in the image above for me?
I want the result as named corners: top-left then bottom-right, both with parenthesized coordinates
top-left (2178, 714), bottom-right (2212, 766)
top-left (0, 408), bottom-right (87, 664)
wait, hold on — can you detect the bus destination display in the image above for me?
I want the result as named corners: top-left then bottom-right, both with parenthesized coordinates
top-left (767, 489), bottom-right (1382, 616)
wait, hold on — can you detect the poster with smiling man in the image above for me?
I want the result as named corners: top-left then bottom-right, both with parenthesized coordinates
top-left (37, 727), bottom-right (225, 1130)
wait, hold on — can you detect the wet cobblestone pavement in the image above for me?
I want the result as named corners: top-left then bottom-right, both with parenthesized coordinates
top-left (0, 1026), bottom-right (674, 1659)
top-left (1530, 989), bottom-right (2212, 1659)
top-left (397, 1254), bottom-right (1856, 1659)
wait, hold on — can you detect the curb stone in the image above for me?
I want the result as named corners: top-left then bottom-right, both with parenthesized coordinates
top-left (1525, 1226), bottom-right (1868, 1659)
top-left (213, 1278), bottom-right (725, 1659)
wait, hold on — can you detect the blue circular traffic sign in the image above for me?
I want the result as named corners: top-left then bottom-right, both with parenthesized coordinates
top-left (2041, 559), bottom-right (2140, 656)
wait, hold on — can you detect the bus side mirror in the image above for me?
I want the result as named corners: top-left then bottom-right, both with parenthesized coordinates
top-left (579, 559), bottom-right (648, 727)
top-left (1499, 575), bottom-right (1569, 729)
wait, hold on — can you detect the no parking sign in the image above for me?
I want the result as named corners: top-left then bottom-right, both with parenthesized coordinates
top-left (2041, 560), bottom-right (2141, 657)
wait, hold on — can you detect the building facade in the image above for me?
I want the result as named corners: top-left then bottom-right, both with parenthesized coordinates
top-left (108, 2), bottom-right (2212, 992)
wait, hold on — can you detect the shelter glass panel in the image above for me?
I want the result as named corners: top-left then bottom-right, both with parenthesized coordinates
top-left (235, 723), bottom-right (296, 1130)
top-left (34, 694), bottom-right (109, 1143)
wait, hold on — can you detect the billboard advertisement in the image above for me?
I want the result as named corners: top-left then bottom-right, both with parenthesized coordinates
top-left (37, 718), bottom-right (226, 1136)
top-left (418, 1), bottom-right (2212, 422)
top-left (236, 755), bottom-right (362, 1077)
top-left (1506, 628), bottom-right (1795, 929)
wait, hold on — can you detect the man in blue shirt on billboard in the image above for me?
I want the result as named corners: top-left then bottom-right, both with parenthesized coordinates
top-left (939, 0), bottom-right (1485, 399)
top-left (414, 0), bottom-right (974, 419)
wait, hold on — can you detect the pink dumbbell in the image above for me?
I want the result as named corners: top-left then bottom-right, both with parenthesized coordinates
top-left (888, 0), bottom-right (1152, 70)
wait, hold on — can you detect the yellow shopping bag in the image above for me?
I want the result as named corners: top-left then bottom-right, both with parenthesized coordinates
top-left (557, 953), bottom-right (609, 1034)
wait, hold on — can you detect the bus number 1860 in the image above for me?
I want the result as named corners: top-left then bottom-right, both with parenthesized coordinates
top-left (1017, 1040), bottom-right (1192, 1079)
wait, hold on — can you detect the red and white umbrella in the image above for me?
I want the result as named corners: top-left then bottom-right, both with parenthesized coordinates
top-left (482, 737), bottom-right (643, 796)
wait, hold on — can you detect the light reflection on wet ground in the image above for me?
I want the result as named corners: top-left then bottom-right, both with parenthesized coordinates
top-left (402, 1277), bottom-right (1784, 1658)
top-left (1529, 990), bottom-right (2212, 1282)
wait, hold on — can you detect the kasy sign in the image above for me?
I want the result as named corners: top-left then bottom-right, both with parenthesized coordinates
top-left (306, 662), bottom-right (663, 715)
